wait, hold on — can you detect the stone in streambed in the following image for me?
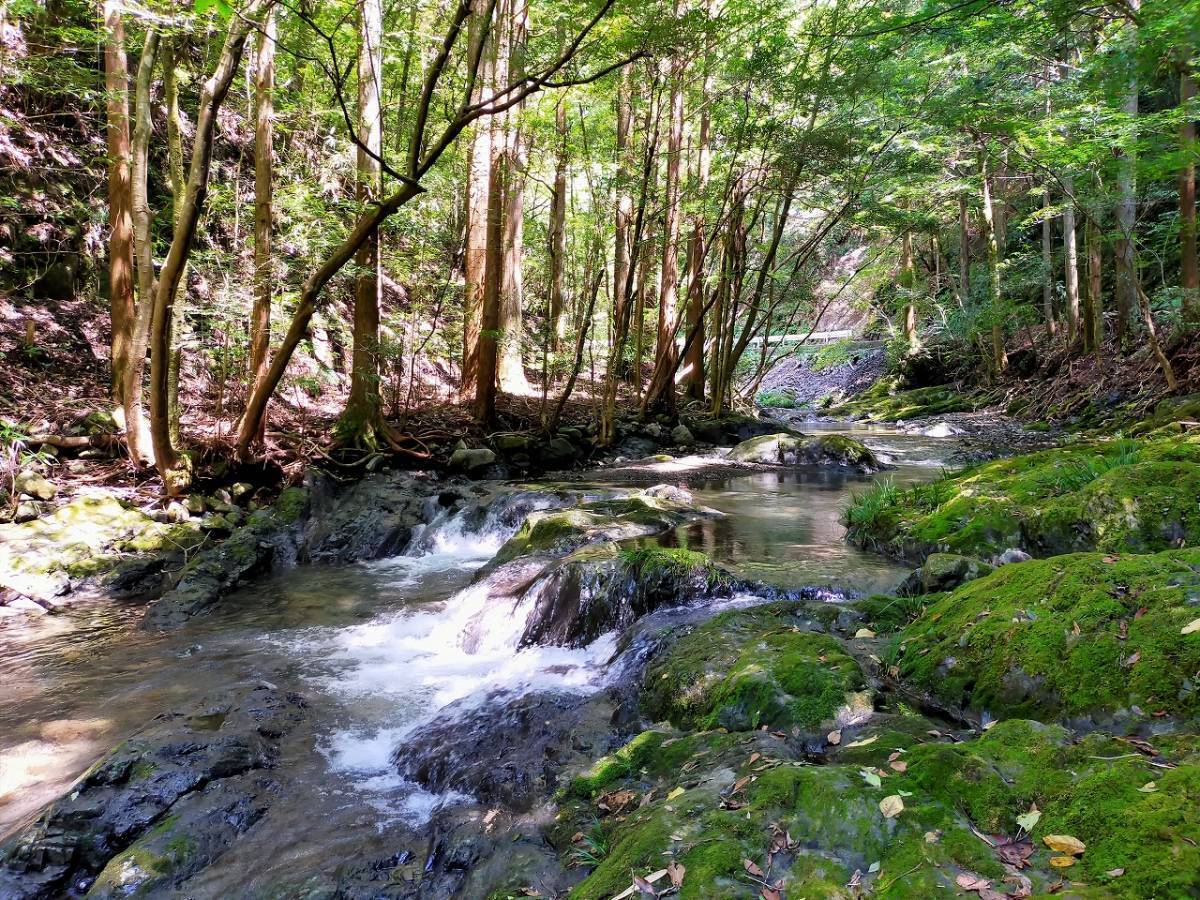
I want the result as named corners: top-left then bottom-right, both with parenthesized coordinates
top-left (14, 470), bottom-right (57, 501)
top-left (897, 552), bottom-right (991, 596)
top-left (449, 446), bottom-right (497, 472)
top-left (728, 432), bottom-right (880, 472)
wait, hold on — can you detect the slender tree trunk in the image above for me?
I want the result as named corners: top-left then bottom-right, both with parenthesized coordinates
top-left (248, 8), bottom-right (275, 443)
top-left (1182, 67), bottom-right (1198, 316)
top-left (980, 149), bottom-right (1007, 372)
top-left (643, 36), bottom-right (684, 418)
top-left (124, 28), bottom-right (159, 466)
top-left (1063, 174), bottom-right (1080, 341)
top-left (548, 93), bottom-right (568, 350)
top-left (1114, 0), bottom-right (1140, 347)
top-left (1085, 211), bottom-right (1103, 354)
top-left (497, 0), bottom-right (529, 395)
top-left (149, 0), bottom-right (273, 492)
top-left (899, 230), bottom-right (918, 348)
top-left (682, 30), bottom-right (712, 402)
top-left (1042, 186), bottom-right (1056, 337)
top-left (162, 40), bottom-right (188, 448)
top-left (339, 0), bottom-right (385, 445)
top-left (474, 0), bottom-right (510, 424)
top-left (1136, 278), bottom-right (1178, 390)
top-left (104, 0), bottom-right (135, 404)
top-left (461, 0), bottom-right (494, 396)
top-left (958, 193), bottom-right (970, 303)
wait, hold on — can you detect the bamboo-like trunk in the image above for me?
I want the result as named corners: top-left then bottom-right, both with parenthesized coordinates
top-left (103, 0), bottom-right (135, 403)
top-left (248, 8), bottom-right (275, 443)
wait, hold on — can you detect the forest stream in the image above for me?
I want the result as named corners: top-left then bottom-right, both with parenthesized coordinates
top-left (0, 426), bottom-right (955, 897)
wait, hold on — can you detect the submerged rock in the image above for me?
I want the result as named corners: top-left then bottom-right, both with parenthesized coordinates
top-left (0, 686), bottom-right (306, 899)
top-left (727, 432), bottom-right (880, 472)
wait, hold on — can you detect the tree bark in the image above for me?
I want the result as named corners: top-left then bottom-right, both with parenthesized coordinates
top-left (899, 230), bottom-right (918, 348)
top-left (163, 40), bottom-right (187, 448)
top-left (1042, 186), bottom-right (1056, 337)
top-left (124, 28), bottom-right (159, 466)
top-left (339, 0), bottom-right (386, 445)
top-left (103, 0), bottom-right (135, 403)
top-left (248, 7), bottom-right (275, 443)
top-left (958, 193), bottom-right (970, 303)
top-left (496, 0), bottom-right (529, 394)
top-left (682, 58), bottom-right (712, 401)
top-left (149, 0), bottom-right (273, 492)
top-left (1085, 211), bottom-right (1103, 354)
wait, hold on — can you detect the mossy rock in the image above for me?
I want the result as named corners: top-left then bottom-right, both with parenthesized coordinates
top-left (897, 553), bottom-right (991, 596)
top-left (846, 434), bottom-right (1200, 561)
top-left (727, 432), bottom-right (880, 471)
top-left (488, 491), bottom-right (707, 569)
top-left (565, 717), bottom-right (1200, 899)
top-left (826, 382), bottom-right (983, 422)
top-left (642, 603), bottom-right (868, 732)
top-left (885, 549), bottom-right (1200, 722)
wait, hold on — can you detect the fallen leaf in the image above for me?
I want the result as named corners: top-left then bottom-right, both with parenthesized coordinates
top-left (483, 808), bottom-right (500, 826)
top-left (827, 729), bottom-right (842, 745)
top-left (1071, 621), bottom-right (1081, 636)
top-left (743, 858), bottom-right (764, 877)
top-left (1118, 620), bottom-right (1128, 641)
top-left (1049, 855), bottom-right (1077, 868)
top-left (860, 767), bottom-right (882, 788)
top-left (731, 775), bottom-right (752, 794)
top-left (747, 752), bottom-right (761, 765)
top-left (667, 860), bottom-right (686, 887)
top-left (571, 831), bottom-right (583, 843)
top-left (1182, 617), bottom-right (1200, 635)
top-left (1106, 868), bottom-right (1125, 878)
top-left (644, 868), bottom-right (668, 883)
top-left (957, 874), bottom-right (992, 890)
top-left (889, 759), bottom-right (908, 773)
top-left (666, 786), bottom-right (685, 801)
top-left (855, 627), bottom-right (876, 638)
top-left (1015, 804), bottom-right (1041, 833)
top-left (760, 889), bottom-right (781, 900)
top-left (879, 794), bottom-right (904, 818)
top-left (632, 873), bottom-right (657, 896)
top-left (994, 836), bottom-right (1034, 869)
top-left (1043, 834), bottom-right (1086, 856)
top-left (845, 734), bottom-right (877, 748)
top-left (924, 830), bottom-right (941, 843)
top-left (597, 789), bottom-right (638, 814)
top-left (1102, 555), bottom-right (1118, 563)
top-left (1138, 781), bottom-right (1158, 793)
top-left (1122, 650), bottom-right (1140, 668)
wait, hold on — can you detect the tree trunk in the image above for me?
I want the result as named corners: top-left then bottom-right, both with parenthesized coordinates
top-left (248, 7), bottom-right (275, 443)
top-left (1114, 0), bottom-right (1140, 347)
top-left (1182, 67), bottom-right (1198, 316)
top-left (958, 193), bottom-right (970, 303)
top-left (1136, 279), bottom-right (1178, 391)
top-left (980, 149), bottom-right (1006, 372)
top-left (103, 0), bottom-right (135, 404)
top-left (1062, 174), bottom-right (1080, 341)
top-left (496, 0), bottom-right (529, 394)
top-left (1042, 186), bottom-right (1056, 337)
top-left (548, 94), bottom-right (568, 351)
top-left (339, 0), bottom-right (385, 445)
top-left (1085, 211), bottom-right (1103, 354)
top-left (643, 38), bottom-right (684, 418)
top-left (124, 28), bottom-right (159, 466)
top-left (461, 0), bottom-right (494, 396)
top-left (163, 39), bottom-right (187, 449)
top-left (149, 0), bottom-right (273, 492)
top-left (899, 230), bottom-right (917, 348)
top-left (682, 40), bottom-right (712, 402)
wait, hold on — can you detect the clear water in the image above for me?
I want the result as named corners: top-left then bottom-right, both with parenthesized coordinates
top-left (0, 426), bottom-right (958, 891)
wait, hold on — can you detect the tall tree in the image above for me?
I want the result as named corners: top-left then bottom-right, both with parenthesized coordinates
top-left (1182, 64), bottom-right (1198, 315)
top-left (248, 7), bottom-right (276, 442)
top-left (682, 37), bottom-right (712, 401)
top-left (547, 92), bottom-right (568, 349)
top-left (1113, 0), bottom-right (1140, 346)
top-left (497, 0), bottom-right (530, 394)
top-left (461, 0), bottom-right (494, 396)
top-left (103, 0), bottom-right (135, 404)
top-left (339, 0), bottom-right (386, 444)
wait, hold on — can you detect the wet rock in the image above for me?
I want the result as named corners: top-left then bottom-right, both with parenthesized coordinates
top-left (994, 547), bottom-right (1032, 566)
top-left (449, 446), bottom-right (496, 472)
top-left (14, 470), bottom-right (57, 501)
top-left (0, 686), bottom-right (306, 900)
top-left (897, 553), bottom-right (992, 596)
top-left (13, 500), bottom-right (48, 523)
top-left (543, 436), bottom-right (579, 467)
top-left (728, 432), bottom-right (880, 471)
top-left (670, 424), bottom-right (695, 445)
top-left (493, 432), bottom-right (533, 452)
top-left (302, 472), bottom-right (435, 564)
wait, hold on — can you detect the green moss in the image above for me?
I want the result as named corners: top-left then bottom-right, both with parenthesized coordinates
top-left (272, 486), bottom-right (309, 524)
top-left (884, 549), bottom-right (1200, 720)
top-left (618, 546), bottom-right (729, 590)
top-left (846, 434), bottom-right (1200, 560)
top-left (826, 382), bottom-right (986, 422)
top-left (643, 603), bottom-right (866, 732)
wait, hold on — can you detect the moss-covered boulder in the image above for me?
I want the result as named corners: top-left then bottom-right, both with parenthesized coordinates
top-left (845, 434), bottom-right (1200, 561)
top-left (826, 380), bottom-right (986, 422)
top-left (562, 718), bottom-right (1200, 900)
top-left (884, 549), bottom-right (1200, 723)
top-left (727, 432), bottom-right (880, 471)
top-left (643, 603), bottom-right (868, 733)
top-left (897, 552), bottom-right (991, 596)
top-left (486, 488), bottom-right (715, 570)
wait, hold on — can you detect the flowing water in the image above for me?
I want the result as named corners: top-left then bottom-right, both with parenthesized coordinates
top-left (0, 426), bottom-right (960, 892)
